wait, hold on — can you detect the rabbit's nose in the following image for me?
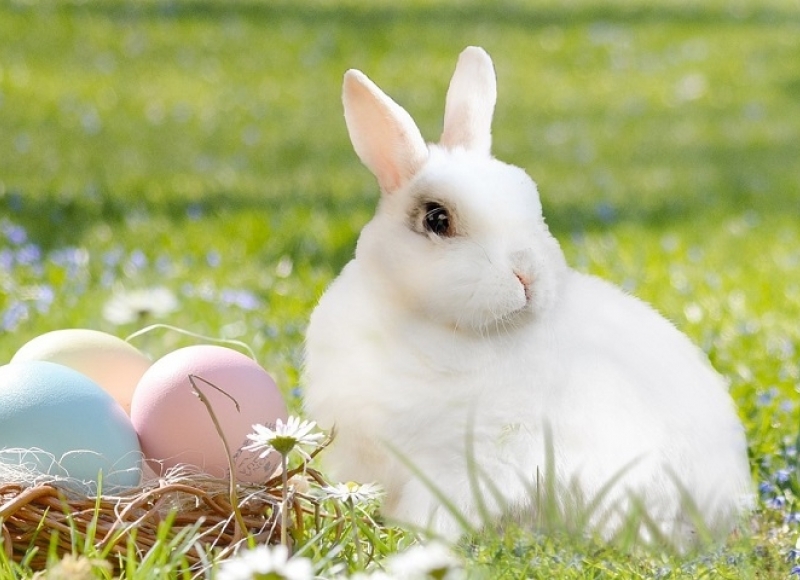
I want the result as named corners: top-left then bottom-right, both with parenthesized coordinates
top-left (514, 271), bottom-right (533, 302)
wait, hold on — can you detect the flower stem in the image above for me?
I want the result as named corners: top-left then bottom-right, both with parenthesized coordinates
top-left (188, 375), bottom-right (246, 541)
top-left (347, 499), bottom-right (362, 566)
top-left (280, 451), bottom-right (289, 549)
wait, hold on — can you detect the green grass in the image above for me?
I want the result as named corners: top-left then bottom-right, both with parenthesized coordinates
top-left (1, 0), bottom-right (800, 577)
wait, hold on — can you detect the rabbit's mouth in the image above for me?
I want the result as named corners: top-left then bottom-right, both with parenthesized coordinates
top-left (481, 308), bottom-right (536, 336)
top-left (467, 298), bottom-right (538, 336)
top-left (454, 272), bottom-right (538, 334)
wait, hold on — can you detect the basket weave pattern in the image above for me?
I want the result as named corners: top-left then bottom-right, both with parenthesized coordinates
top-left (1, 466), bottom-right (329, 571)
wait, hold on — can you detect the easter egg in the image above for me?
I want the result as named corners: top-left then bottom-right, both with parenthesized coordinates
top-left (11, 329), bottom-right (151, 415)
top-left (130, 345), bottom-right (287, 483)
top-left (0, 361), bottom-right (143, 490)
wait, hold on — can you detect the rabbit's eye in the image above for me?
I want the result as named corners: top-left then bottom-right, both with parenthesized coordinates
top-left (424, 203), bottom-right (452, 237)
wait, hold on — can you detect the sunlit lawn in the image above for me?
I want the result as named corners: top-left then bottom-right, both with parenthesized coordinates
top-left (1, 0), bottom-right (800, 577)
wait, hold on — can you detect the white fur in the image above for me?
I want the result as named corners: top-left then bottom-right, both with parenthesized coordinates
top-left (304, 47), bottom-right (752, 547)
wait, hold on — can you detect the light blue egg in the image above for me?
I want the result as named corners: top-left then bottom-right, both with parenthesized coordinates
top-left (0, 360), bottom-right (142, 491)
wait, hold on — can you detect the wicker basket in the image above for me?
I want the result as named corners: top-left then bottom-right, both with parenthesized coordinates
top-left (1, 463), bottom-right (333, 572)
top-left (0, 364), bottom-right (339, 572)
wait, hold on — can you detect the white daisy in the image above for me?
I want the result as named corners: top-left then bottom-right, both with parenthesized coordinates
top-left (217, 544), bottom-right (314, 580)
top-left (386, 542), bottom-right (465, 580)
top-left (244, 416), bottom-right (325, 461)
top-left (102, 286), bottom-right (178, 325)
top-left (321, 481), bottom-right (384, 505)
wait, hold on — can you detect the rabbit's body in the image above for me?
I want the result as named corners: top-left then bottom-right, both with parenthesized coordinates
top-left (304, 48), bottom-right (752, 546)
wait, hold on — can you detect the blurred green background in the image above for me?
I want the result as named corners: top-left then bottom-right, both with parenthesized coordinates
top-left (1, 0), bottom-right (799, 468)
top-left (4, 0), bottom-right (798, 237)
top-left (2, 0), bottom-right (800, 575)
top-left (0, 0), bottom-right (800, 412)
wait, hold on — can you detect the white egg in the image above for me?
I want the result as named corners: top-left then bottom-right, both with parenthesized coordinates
top-left (12, 328), bottom-right (151, 414)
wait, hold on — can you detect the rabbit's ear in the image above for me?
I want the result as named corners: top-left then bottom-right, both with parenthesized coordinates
top-left (343, 69), bottom-right (428, 194)
top-left (440, 46), bottom-right (497, 154)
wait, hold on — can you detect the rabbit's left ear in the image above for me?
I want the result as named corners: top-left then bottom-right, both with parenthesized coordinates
top-left (343, 69), bottom-right (428, 195)
top-left (440, 46), bottom-right (497, 154)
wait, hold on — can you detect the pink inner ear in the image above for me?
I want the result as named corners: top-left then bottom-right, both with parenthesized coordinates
top-left (373, 122), bottom-right (426, 194)
top-left (343, 69), bottom-right (428, 195)
top-left (440, 46), bottom-right (497, 154)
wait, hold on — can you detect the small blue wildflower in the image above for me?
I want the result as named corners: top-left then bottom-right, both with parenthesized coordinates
top-left (760, 481), bottom-right (776, 495)
top-left (220, 289), bottom-right (260, 311)
top-left (767, 496), bottom-right (787, 510)
top-left (262, 325), bottom-right (279, 339)
top-left (757, 387), bottom-right (779, 406)
top-left (50, 247), bottom-right (88, 280)
top-left (777, 469), bottom-right (793, 485)
top-left (206, 250), bottom-right (221, 268)
top-left (103, 247), bottom-right (124, 267)
top-left (2, 222), bottom-right (27, 245)
top-left (16, 243), bottom-right (42, 265)
top-left (35, 285), bottom-right (55, 313)
top-left (128, 249), bottom-right (147, 270)
top-left (2, 301), bottom-right (29, 331)
top-left (50, 247), bottom-right (84, 267)
top-left (100, 270), bottom-right (116, 287)
top-left (786, 513), bottom-right (800, 525)
top-left (595, 202), bottom-right (617, 224)
top-left (186, 203), bottom-right (203, 220)
top-left (791, 564), bottom-right (800, 576)
top-left (6, 192), bottom-right (23, 213)
top-left (726, 553), bottom-right (741, 566)
top-left (0, 248), bottom-right (13, 270)
top-left (156, 255), bottom-right (173, 275)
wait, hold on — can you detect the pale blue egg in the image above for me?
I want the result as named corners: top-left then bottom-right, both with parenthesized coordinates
top-left (0, 360), bottom-right (142, 490)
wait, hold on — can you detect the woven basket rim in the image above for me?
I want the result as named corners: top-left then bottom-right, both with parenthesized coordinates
top-left (1, 444), bottom-right (337, 572)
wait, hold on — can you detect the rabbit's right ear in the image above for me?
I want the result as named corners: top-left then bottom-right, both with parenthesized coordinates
top-left (343, 70), bottom-right (428, 195)
top-left (440, 46), bottom-right (497, 154)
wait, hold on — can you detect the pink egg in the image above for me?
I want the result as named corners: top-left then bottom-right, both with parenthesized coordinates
top-left (130, 345), bottom-right (287, 483)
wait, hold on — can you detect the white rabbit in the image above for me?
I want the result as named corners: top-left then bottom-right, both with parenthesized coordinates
top-left (303, 46), bottom-right (753, 548)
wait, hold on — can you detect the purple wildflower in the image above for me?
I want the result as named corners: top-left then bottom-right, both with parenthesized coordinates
top-left (186, 204), bottom-right (203, 220)
top-left (0, 248), bottom-right (13, 271)
top-left (206, 250), bottom-right (221, 268)
top-left (2, 301), bottom-right (29, 331)
top-left (35, 285), bottom-right (55, 313)
top-left (767, 496), bottom-right (787, 510)
top-left (128, 249), bottom-right (147, 270)
top-left (103, 247), bottom-right (124, 267)
top-left (777, 469), bottom-right (793, 485)
top-left (2, 222), bottom-right (27, 245)
top-left (16, 243), bottom-right (42, 265)
top-left (220, 289), bottom-right (260, 311)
